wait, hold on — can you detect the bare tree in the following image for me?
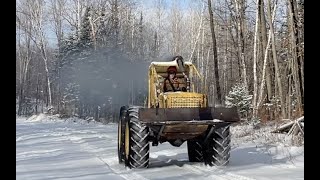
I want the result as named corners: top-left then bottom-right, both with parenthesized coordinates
top-left (257, 2), bottom-right (277, 114)
top-left (266, 0), bottom-right (285, 119)
top-left (288, 0), bottom-right (303, 116)
top-left (27, 0), bottom-right (53, 110)
top-left (111, 0), bottom-right (119, 45)
top-left (153, 0), bottom-right (166, 58)
top-left (62, 0), bottom-right (87, 39)
top-left (17, 0), bottom-right (54, 112)
top-left (252, 0), bottom-right (260, 118)
top-left (169, 0), bottom-right (183, 55)
top-left (208, 0), bottom-right (222, 105)
top-left (259, 0), bottom-right (273, 102)
top-left (234, 0), bottom-right (248, 91)
top-left (49, 0), bottom-right (67, 113)
top-left (187, 3), bottom-right (205, 63)
top-left (16, 13), bottom-right (32, 115)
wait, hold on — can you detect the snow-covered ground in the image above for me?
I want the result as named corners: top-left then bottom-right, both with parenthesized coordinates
top-left (16, 114), bottom-right (304, 180)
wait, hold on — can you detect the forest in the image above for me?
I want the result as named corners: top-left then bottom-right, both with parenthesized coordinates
top-left (16, 0), bottom-right (304, 123)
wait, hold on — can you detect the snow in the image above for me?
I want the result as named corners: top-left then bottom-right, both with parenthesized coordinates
top-left (150, 61), bottom-right (193, 66)
top-left (16, 115), bottom-right (304, 180)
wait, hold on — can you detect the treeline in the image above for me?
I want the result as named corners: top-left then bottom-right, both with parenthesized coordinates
top-left (16, 0), bottom-right (304, 123)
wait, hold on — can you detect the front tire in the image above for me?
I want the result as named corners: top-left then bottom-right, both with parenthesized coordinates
top-left (118, 106), bottom-right (127, 163)
top-left (125, 106), bottom-right (150, 168)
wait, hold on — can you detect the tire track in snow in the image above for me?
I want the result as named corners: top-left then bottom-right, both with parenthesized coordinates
top-left (183, 164), bottom-right (257, 180)
top-left (67, 134), bottom-right (149, 180)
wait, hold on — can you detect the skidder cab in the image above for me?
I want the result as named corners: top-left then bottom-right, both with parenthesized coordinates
top-left (118, 56), bottom-right (240, 168)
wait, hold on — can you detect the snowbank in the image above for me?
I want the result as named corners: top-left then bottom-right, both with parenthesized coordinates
top-left (231, 122), bottom-right (304, 146)
top-left (21, 113), bottom-right (103, 125)
top-left (230, 122), bottom-right (304, 165)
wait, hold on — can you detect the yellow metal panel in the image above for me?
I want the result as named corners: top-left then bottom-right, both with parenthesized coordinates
top-left (164, 92), bottom-right (207, 108)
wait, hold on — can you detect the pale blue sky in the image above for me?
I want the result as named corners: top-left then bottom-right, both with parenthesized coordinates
top-left (139, 0), bottom-right (193, 9)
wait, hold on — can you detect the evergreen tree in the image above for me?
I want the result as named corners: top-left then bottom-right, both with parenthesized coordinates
top-left (225, 83), bottom-right (253, 118)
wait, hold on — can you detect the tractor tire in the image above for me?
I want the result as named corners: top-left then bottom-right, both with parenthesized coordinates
top-left (204, 124), bottom-right (231, 166)
top-left (187, 140), bottom-right (204, 162)
top-left (118, 106), bottom-right (128, 163)
top-left (125, 106), bottom-right (150, 168)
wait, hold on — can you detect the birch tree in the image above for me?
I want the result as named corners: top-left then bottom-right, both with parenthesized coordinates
top-left (266, 0), bottom-right (285, 118)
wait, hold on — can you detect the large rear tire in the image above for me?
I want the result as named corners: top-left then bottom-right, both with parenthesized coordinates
top-left (204, 124), bottom-right (231, 166)
top-left (125, 106), bottom-right (150, 168)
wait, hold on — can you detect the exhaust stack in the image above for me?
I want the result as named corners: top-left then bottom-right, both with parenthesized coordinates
top-left (175, 56), bottom-right (190, 92)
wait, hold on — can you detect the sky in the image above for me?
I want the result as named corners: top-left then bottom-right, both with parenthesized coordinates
top-left (139, 0), bottom-right (194, 9)
top-left (16, 114), bottom-right (304, 180)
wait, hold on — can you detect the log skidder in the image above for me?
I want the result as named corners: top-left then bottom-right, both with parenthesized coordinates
top-left (117, 56), bottom-right (239, 168)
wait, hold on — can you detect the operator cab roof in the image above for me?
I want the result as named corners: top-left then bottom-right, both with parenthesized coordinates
top-left (149, 60), bottom-right (193, 74)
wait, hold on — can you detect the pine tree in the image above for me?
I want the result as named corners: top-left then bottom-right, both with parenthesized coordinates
top-left (225, 83), bottom-right (253, 118)
top-left (61, 82), bottom-right (80, 116)
top-left (79, 7), bottom-right (93, 49)
top-left (55, 34), bottom-right (79, 115)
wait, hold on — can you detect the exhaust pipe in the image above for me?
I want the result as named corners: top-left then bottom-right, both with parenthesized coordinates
top-left (175, 56), bottom-right (190, 92)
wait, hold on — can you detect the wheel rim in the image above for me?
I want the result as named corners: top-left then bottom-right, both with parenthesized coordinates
top-left (118, 120), bottom-right (121, 152)
top-left (125, 121), bottom-right (130, 160)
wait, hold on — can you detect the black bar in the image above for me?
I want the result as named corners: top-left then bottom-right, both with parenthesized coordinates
top-left (139, 107), bottom-right (240, 123)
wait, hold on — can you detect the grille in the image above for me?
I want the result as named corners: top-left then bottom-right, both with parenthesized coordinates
top-left (169, 96), bottom-right (203, 108)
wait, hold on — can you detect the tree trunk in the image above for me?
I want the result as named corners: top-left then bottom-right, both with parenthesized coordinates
top-left (35, 73), bottom-right (40, 114)
top-left (112, 0), bottom-right (119, 45)
top-left (252, 0), bottom-right (260, 118)
top-left (205, 47), bottom-right (211, 96)
top-left (224, 19), bottom-right (228, 100)
top-left (257, 2), bottom-right (277, 112)
top-left (88, 16), bottom-right (97, 50)
top-left (187, 4), bottom-right (204, 62)
top-left (207, 0), bottom-right (222, 105)
top-left (17, 23), bottom-right (24, 116)
top-left (77, 0), bottom-right (81, 39)
top-left (40, 40), bottom-right (53, 110)
top-left (17, 18), bottom-right (32, 115)
top-left (259, 0), bottom-right (272, 101)
top-left (288, 0), bottom-right (303, 116)
top-left (235, 0), bottom-right (248, 91)
top-left (267, 0), bottom-right (285, 118)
